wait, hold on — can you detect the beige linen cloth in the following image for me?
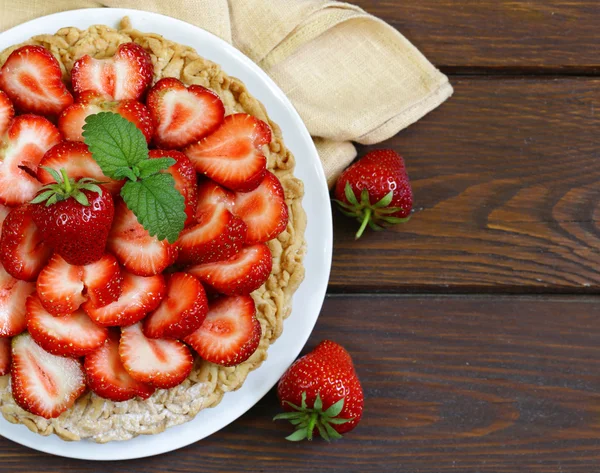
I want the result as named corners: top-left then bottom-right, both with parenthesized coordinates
top-left (0, 0), bottom-right (452, 187)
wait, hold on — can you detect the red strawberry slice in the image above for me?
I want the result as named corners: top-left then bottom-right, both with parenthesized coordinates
top-left (58, 91), bottom-right (154, 143)
top-left (233, 171), bottom-right (289, 244)
top-left (0, 205), bottom-right (52, 281)
top-left (71, 43), bottom-right (153, 101)
top-left (0, 90), bottom-right (15, 137)
top-left (0, 204), bottom-right (10, 230)
top-left (82, 253), bottom-right (123, 309)
top-left (149, 150), bottom-right (198, 226)
top-left (11, 332), bottom-right (85, 419)
top-left (83, 271), bottom-right (166, 327)
top-left (143, 273), bottom-right (208, 340)
top-left (0, 264), bottom-right (35, 337)
top-left (0, 337), bottom-right (10, 375)
top-left (84, 330), bottom-right (154, 402)
top-left (107, 200), bottom-right (178, 276)
top-left (196, 179), bottom-right (235, 214)
top-left (184, 296), bottom-right (261, 367)
top-left (0, 45), bottom-right (74, 116)
top-left (187, 244), bottom-right (272, 295)
top-left (36, 254), bottom-right (85, 316)
top-left (177, 205), bottom-right (247, 266)
top-left (0, 115), bottom-right (61, 205)
top-left (37, 141), bottom-right (123, 194)
top-left (147, 77), bottom-right (225, 149)
top-left (119, 322), bottom-right (193, 389)
top-left (184, 114), bottom-right (271, 192)
top-left (26, 294), bottom-right (108, 357)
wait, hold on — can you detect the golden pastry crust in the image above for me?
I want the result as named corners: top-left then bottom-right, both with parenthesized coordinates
top-left (0, 17), bottom-right (306, 443)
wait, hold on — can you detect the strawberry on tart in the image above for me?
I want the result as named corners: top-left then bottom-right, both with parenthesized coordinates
top-left (0, 17), bottom-right (306, 442)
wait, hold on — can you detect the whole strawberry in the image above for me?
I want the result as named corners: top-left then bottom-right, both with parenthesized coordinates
top-left (334, 149), bottom-right (413, 239)
top-left (275, 340), bottom-right (363, 441)
top-left (31, 167), bottom-right (114, 265)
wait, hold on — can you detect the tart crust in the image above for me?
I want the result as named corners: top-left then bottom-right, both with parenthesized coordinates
top-left (0, 17), bottom-right (306, 443)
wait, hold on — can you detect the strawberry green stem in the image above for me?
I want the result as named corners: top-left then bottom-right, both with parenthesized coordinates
top-left (355, 208), bottom-right (372, 240)
top-left (61, 168), bottom-right (71, 193)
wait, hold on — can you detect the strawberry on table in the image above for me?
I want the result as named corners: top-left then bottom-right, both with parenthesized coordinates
top-left (119, 322), bottom-right (194, 389)
top-left (149, 150), bottom-right (198, 227)
top-left (0, 337), bottom-right (10, 375)
top-left (31, 168), bottom-right (114, 266)
top-left (83, 271), bottom-right (166, 327)
top-left (232, 171), bottom-right (289, 244)
top-left (275, 340), bottom-right (364, 441)
top-left (84, 330), bottom-right (155, 402)
top-left (146, 77), bottom-right (225, 149)
top-left (334, 149), bottom-right (413, 239)
top-left (37, 141), bottom-right (123, 195)
top-left (0, 114), bottom-right (61, 205)
top-left (0, 205), bottom-right (52, 281)
top-left (187, 243), bottom-right (272, 296)
top-left (71, 42), bottom-right (153, 101)
top-left (59, 91), bottom-right (154, 143)
top-left (26, 294), bottom-right (108, 357)
top-left (0, 265), bottom-right (35, 337)
top-left (184, 113), bottom-right (271, 192)
top-left (36, 254), bottom-right (85, 316)
top-left (184, 295), bottom-right (261, 367)
top-left (11, 332), bottom-right (86, 419)
top-left (107, 199), bottom-right (178, 277)
top-left (0, 45), bottom-right (73, 116)
top-left (0, 90), bottom-right (14, 137)
top-left (143, 272), bottom-right (208, 340)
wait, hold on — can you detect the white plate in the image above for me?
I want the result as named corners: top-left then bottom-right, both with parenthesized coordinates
top-left (0, 8), bottom-right (332, 461)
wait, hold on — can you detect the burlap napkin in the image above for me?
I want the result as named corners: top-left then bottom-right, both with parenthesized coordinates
top-left (0, 0), bottom-right (453, 187)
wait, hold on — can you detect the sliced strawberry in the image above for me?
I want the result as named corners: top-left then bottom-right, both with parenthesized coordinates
top-left (187, 244), bottom-right (272, 295)
top-left (84, 330), bottom-right (154, 402)
top-left (0, 90), bottom-right (14, 137)
top-left (83, 271), bottom-right (166, 327)
top-left (184, 296), bottom-right (261, 367)
top-left (107, 200), bottom-right (178, 276)
top-left (143, 273), bottom-right (208, 339)
top-left (149, 150), bottom-right (198, 226)
top-left (58, 91), bottom-right (153, 143)
top-left (82, 253), bottom-right (123, 309)
top-left (26, 294), bottom-right (108, 357)
top-left (11, 332), bottom-right (85, 419)
top-left (36, 254), bottom-right (85, 316)
top-left (147, 77), bottom-right (225, 149)
top-left (119, 323), bottom-right (193, 389)
top-left (196, 179), bottom-right (236, 214)
top-left (37, 141), bottom-right (122, 194)
top-left (0, 204), bottom-right (11, 234)
top-left (0, 205), bottom-right (52, 281)
top-left (184, 114), bottom-right (271, 192)
top-left (0, 115), bottom-right (61, 205)
top-left (0, 45), bottom-right (73, 116)
top-left (233, 171), bottom-right (289, 244)
top-left (0, 337), bottom-right (10, 375)
top-left (0, 265), bottom-right (34, 337)
top-left (177, 205), bottom-right (247, 266)
top-left (71, 43), bottom-right (153, 101)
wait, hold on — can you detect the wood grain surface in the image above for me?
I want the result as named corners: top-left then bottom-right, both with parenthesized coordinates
top-left (331, 78), bottom-right (600, 293)
top-left (353, 0), bottom-right (600, 73)
top-left (2, 295), bottom-right (599, 472)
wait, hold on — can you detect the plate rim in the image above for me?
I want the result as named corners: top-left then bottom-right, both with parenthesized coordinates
top-left (0, 7), bottom-right (332, 460)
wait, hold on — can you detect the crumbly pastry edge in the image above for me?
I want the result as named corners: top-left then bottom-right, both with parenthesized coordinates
top-left (0, 17), bottom-right (306, 443)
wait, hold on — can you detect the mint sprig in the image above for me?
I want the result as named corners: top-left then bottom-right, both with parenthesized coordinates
top-left (82, 112), bottom-right (186, 243)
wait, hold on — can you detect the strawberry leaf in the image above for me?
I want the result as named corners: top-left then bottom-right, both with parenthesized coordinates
top-left (323, 397), bottom-right (345, 417)
top-left (120, 173), bottom-right (186, 243)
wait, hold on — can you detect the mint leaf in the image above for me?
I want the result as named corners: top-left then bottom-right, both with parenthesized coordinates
top-left (113, 167), bottom-right (138, 181)
top-left (120, 173), bottom-right (186, 243)
top-left (82, 112), bottom-right (148, 179)
top-left (138, 157), bottom-right (176, 179)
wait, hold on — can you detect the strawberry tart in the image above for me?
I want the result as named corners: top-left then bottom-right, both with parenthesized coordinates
top-left (0, 17), bottom-right (306, 442)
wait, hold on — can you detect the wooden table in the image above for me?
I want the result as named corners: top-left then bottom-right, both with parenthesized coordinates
top-left (3, 1), bottom-right (600, 472)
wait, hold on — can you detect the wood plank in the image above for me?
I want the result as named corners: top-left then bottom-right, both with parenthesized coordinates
top-left (331, 77), bottom-right (600, 293)
top-left (350, 0), bottom-right (600, 71)
top-left (1, 295), bottom-right (599, 472)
